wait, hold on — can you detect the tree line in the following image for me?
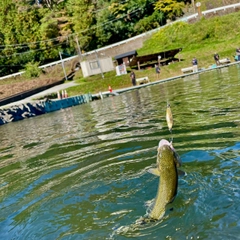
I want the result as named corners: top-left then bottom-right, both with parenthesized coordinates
top-left (0, 0), bottom-right (191, 76)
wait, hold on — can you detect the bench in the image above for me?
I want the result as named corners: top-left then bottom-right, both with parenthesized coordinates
top-left (219, 58), bottom-right (231, 64)
top-left (181, 66), bottom-right (193, 74)
top-left (136, 77), bottom-right (150, 85)
top-left (181, 65), bottom-right (198, 74)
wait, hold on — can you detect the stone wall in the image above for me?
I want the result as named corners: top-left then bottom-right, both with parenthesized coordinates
top-left (82, 34), bottom-right (152, 63)
top-left (0, 102), bottom-right (46, 125)
top-left (188, 4), bottom-right (240, 23)
top-left (0, 94), bottom-right (92, 126)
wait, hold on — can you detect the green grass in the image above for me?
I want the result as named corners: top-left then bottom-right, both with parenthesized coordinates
top-left (66, 11), bottom-right (240, 96)
top-left (3, 11), bottom-right (240, 98)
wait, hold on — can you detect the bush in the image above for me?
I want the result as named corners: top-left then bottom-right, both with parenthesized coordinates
top-left (34, 92), bottom-right (58, 100)
top-left (23, 61), bottom-right (42, 79)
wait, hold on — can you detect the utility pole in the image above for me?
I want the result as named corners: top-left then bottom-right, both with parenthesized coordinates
top-left (59, 52), bottom-right (68, 81)
top-left (95, 50), bottom-right (104, 79)
top-left (75, 36), bottom-right (82, 61)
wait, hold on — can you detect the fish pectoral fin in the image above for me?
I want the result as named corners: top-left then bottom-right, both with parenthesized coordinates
top-left (173, 151), bottom-right (182, 167)
top-left (148, 168), bottom-right (160, 176)
top-left (178, 169), bottom-right (186, 177)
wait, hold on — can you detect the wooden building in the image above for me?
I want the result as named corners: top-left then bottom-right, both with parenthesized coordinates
top-left (129, 48), bottom-right (182, 70)
top-left (114, 50), bottom-right (138, 66)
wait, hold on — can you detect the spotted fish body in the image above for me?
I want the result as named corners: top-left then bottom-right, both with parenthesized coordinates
top-left (148, 141), bottom-right (178, 220)
top-left (115, 141), bottom-right (180, 233)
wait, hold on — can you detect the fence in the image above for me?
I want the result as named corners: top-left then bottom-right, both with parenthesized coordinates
top-left (1, 3), bottom-right (240, 81)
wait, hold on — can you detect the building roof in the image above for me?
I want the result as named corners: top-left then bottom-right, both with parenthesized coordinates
top-left (129, 48), bottom-right (182, 67)
top-left (114, 50), bottom-right (137, 60)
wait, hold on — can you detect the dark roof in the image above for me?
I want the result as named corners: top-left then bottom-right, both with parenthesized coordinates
top-left (114, 50), bottom-right (137, 60)
top-left (129, 48), bottom-right (182, 67)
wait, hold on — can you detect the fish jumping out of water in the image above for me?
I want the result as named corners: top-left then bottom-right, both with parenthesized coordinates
top-left (147, 139), bottom-right (181, 220)
top-left (166, 103), bottom-right (173, 134)
top-left (113, 140), bottom-right (183, 234)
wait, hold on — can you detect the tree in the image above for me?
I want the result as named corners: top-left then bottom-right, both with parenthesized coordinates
top-left (0, 0), bottom-right (68, 75)
top-left (95, 0), bottom-right (159, 47)
top-left (23, 61), bottom-right (42, 78)
top-left (134, 11), bottom-right (165, 34)
top-left (154, 0), bottom-right (185, 20)
top-left (0, 0), bottom-right (189, 76)
top-left (39, 0), bottom-right (66, 9)
top-left (66, 0), bottom-right (96, 51)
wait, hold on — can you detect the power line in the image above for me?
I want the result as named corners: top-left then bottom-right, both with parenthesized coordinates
top-left (75, 0), bottom-right (157, 38)
top-left (0, 35), bottom-right (74, 49)
top-left (92, 0), bottom-right (129, 13)
top-left (0, 0), bottom-right (157, 50)
top-left (0, 42), bottom-right (66, 59)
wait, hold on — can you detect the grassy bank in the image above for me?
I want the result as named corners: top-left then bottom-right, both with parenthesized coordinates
top-left (2, 11), bottom-right (240, 100)
top-left (66, 11), bottom-right (240, 96)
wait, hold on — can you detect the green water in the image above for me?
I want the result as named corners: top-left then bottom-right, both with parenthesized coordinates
top-left (0, 65), bottom-right (240, 239)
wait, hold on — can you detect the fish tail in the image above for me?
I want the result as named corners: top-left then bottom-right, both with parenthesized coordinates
top-left (135, 216), bottom-right (156, 225)
top-left (113, 216), bottom-right (156, 235)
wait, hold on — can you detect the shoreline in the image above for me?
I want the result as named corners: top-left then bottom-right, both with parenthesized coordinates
top-left (0, 61), bottom-right (239, 126)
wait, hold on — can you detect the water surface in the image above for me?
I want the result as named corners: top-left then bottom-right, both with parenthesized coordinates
top-left (0, 65), bottom-right (240, 239)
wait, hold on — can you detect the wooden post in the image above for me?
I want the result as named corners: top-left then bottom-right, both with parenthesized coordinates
top-left (137, 61), bottom-right (140, 70)
top-left (196, 2), bottom-right (202, 18)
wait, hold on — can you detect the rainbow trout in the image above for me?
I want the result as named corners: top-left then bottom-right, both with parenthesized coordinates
top-left (147, 139), bottom-right (181, 220)
top-left (114, 140), bottom-right (182, 234)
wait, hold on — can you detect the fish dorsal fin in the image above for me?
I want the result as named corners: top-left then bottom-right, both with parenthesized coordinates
top-left (148, 168), bottom-right (160, 176)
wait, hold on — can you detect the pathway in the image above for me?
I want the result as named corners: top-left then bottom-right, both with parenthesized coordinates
top-left (0, 81), bottom-right (79, 108)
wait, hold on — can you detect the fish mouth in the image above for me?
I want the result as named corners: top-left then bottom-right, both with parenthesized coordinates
top-left (158, 139), bottom-right (174, 151)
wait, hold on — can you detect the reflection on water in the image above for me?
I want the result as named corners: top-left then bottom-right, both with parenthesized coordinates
top-left (0, 65), bottom-right (240, 239)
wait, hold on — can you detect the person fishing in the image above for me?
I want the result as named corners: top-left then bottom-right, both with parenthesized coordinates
top-left (130, 71), bottom-right (136, 86)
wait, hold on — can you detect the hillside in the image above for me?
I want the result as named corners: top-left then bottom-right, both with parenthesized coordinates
top-left (138, 11), bottom-right (240, 58)
top-left (0, 0), bottom-right (239, 77)
top-left (1, 7), bottom-right (240, 102)
top-left (64, 10), bottom-right (240, 97)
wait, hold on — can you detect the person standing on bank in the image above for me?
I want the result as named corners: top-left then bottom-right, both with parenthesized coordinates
top-left (155, 64), bottom-right (160, 79)
top-left (214, 53), bottom-right (220, 65)
top-left (130, 71), bottom-right (136, 86)
top-left (192, 57), bottom-right (198, 72)
top-left (236, 48), bottom-right (240, 61)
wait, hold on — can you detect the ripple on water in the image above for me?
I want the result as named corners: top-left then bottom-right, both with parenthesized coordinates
top-left (1, 65), bottom-right (240, 239)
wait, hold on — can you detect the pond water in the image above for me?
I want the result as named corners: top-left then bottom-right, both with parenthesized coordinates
top-left (0, 65), bottom-right (240, 240)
